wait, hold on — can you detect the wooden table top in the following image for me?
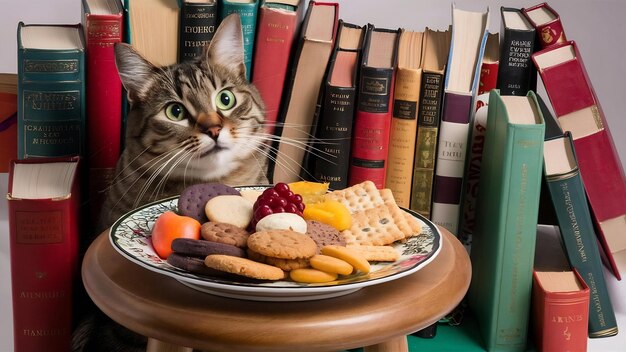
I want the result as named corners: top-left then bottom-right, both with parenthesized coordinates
top-left (82, 227), bottom-right (471, 352)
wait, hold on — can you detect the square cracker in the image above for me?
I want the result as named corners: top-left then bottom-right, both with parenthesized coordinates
top-left (342, 201), bottom-right (418, 246)
top-left (325, 181), bottom-right (386, 213)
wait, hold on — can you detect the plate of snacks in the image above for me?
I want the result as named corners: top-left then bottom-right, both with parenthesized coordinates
top-left (109, 181), bottom-right (442, 301)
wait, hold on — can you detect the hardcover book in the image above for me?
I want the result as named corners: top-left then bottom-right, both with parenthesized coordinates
top-left (7, 157), bottom-right (81, 352)
top-left (179, 0), bottom-right (218, 62)
top-left (310, 21), bottom-right (364, 190)
top-left (385, 29), bottom-right (424, 207)
top-left (219, 0), bottom-right (260, 80)
top-left (543, 132), bottom-right (618, 337)
top-left (17, 22), bottom-right (86, 159)
top-left (497, 7), bottom-right (537, 96)
top-left (522, 2), bottom-right (567, 49)
top-left (533, 40), bottom-right (626, 280)
top-left (81, 0), bottom-right (124, 227)
top-left (348, 24), bottom-right (400, 189)
top-left (0, 73), bottom-right (17, 173)
top-left (269, 1), bottom-right (338, 183)
top-left (468, 90), bottom-right (545, 352)
top-left (409, 27), bottom-right (451, 218)
top-left (430, 5), bottom-right (489, 234)
top-left (251, 0), bottom-right (304, 136)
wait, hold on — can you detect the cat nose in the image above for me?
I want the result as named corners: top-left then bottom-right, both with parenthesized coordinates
top-left (207, 126), bottom-right (222, 139)
top-left (196, 111), bottom-right (223, 139)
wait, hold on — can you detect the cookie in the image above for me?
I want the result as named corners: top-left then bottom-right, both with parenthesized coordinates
top-left (200, 222), bottom-right (250, 248)
top-left (247, 230), bottom-right (317, 260)
top-left (321, 245), bottom-right (370, 273)
top-left (341, 201), bottom-right (419, 246)
top-left (171, 238), bottom-right (245, 258)
top-left (166, 252), bottom-right (227, 277)
top-left (239, 189), bottom-right (262, 203)
top-left (309, 254), bottom-right (353, 275)
top-left (205, 195), bottom-right (254, 228)
top-left (255, 213), bottom-right (308, 233)
top-left (178, 183), bottom-right (240, 223)
top-left (305, 220), bottom-right (346, 252)
top-left (204, 254), bottom-right (285, 280)
top-left (289, 268), bottom-right (338, 283)
top-left (346, 245), bottom-right (399, 262)
top-left (245, 249), bottom-right (309, 271)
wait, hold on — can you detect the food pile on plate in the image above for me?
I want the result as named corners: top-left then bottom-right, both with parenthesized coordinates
top-left (151, 180), bottom-right (423, 283)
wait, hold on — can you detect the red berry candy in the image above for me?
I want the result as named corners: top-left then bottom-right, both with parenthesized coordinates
top-left (251, 183), bottom-right (305, 228)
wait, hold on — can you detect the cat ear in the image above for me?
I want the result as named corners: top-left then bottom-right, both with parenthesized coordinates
top-left (114, 43), bottom-right (157, 103)
top-left (206, 13), bottom-right (246, 79)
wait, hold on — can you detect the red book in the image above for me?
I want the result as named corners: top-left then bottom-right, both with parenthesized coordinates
top-left (251, 0), bottom-right (305, 136)
top-left (477, 32), bottom-right (499, 95)
top-left (522, 2), bottom-right (567, 49)
top-left (7, 157), bottom-right (81, 352)
top-left (532, 269), bottom-right (590, 352)
top-left (81, 0), bottom-right (124, 225)
top-left (348, 25), bottom-right (399, 189)
top-left (533, 41), bottom-right (626, 280)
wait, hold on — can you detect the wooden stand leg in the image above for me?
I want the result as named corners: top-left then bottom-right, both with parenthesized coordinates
top-left (363, 335), bottom-right (409, 352)
top-left (146, 338), bottom-right (193, 352)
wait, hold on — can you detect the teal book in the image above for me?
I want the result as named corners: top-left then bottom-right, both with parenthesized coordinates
top-left (543, 132), bottom-right (618, 337)
top-left (17, 22), bottom-right (86, 159)
top-left (219, 0), bottom-right (260, 80)
top-left (468, 90), bottom-right (545, 351)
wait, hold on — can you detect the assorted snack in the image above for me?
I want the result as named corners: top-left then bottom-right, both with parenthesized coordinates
top-left (153, 180), bottom-right (423, 283)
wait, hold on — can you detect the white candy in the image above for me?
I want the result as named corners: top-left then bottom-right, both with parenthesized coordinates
top-left (255, 213), bottom-right (308, 233)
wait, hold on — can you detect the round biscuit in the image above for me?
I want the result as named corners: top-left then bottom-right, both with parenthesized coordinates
top-left (171, 238), bottom-right (245, 258)
top-left (177, 183), bottom-right (240, 223)
top-left (204, 254), bottom-right (285, 280)
top-left (166, 253), bottom-right (227, 277)
top-left (201, 222), bottom-right (250, 248)
top-left (305, 220), bottom-right (346, 253)
top-left (247, 230), bottom-right (317, 259)
top-left (205, 195), bottom-right (253, 228)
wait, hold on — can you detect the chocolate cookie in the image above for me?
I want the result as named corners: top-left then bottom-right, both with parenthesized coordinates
top-left (166, 253), bottom-right (226, 277)
top-left (201, 222), bottom-right (250, 248)
top-left (171, 238), bottom-right (245, 258)
top-left (178, 183), bottom-right (240, 223)
top-left (305, 220), bottom-right (346, 253)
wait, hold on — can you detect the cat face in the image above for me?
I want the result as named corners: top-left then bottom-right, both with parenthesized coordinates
top-left (114, 14), bottom-right (268, 181)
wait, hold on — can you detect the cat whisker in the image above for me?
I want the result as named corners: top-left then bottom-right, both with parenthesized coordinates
top-left (136, 145), bottom-right (195, 206)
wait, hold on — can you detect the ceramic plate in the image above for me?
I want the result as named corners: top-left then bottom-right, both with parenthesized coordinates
top-left (109, 186), bottom-right (442, 301)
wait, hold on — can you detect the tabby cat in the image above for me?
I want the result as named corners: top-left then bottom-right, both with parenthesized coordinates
top-left (73, 14), bottom-right (270, 351)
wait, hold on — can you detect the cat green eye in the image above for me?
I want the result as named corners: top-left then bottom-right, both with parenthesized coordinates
top-left (216, 89), bottom-right (236, 110)
top-left (165, 103), bottom-right (187, 121)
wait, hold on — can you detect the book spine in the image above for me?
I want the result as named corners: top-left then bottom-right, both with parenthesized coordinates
top-left (349, 65), bottom-right (395, 189)
top-left (496, 28), bottom-right (536, 96)
top-left (83, 10), bottom-right (124, 226)
top-left (524, 2), bottom-right (567, 49)
top-left (179, 1), bottom-right (218, 62)
top-left (478, 61), bottom-right (498, 95)
top-left (545, 138), bottom-right (618, 336)
top-left (385, 66), bottom-right (422, 207)
top-left (313, 84), bottom-right (356, 190)
top-left (429, 92), bottom-right (472, 234)
top-left (410, 71), bottom-right (444, 218)
top-left (220, 0), bottom-right (259, 80)
top-left (532, 270), bottom-right (590, 352)
top-left (17, 41), bottom-right (85, 159)
top-left (251, 2), bottom-right (300, 136)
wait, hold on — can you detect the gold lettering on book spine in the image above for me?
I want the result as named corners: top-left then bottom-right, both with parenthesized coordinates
top-left (24, 60), bottom-right (78, 73)
top-left (591, 105), bottom-right (604, 130)
top-left (89, 19), bottom-right (121, 47)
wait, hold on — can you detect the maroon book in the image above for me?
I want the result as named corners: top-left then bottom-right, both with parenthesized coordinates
top-left (522, 2), bottom-right (567, 49)
top-left (533, 40), bottom-right (626, 280)
top-left (7, 157), bottom-right (81, 352)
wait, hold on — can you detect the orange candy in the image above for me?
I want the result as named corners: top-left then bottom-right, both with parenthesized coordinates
top-left (303, 200), bottom-right (351, 231)
top-left (288, 181), bottom-right (329, 205)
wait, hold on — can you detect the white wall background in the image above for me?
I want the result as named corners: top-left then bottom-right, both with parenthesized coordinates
top-left (1, 0), bottom-right (625, 351)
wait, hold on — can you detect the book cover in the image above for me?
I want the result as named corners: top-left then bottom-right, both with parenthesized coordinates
top-left (468, 90), bottom-right (545, 352)
top-left (543, 132), bottom-right (618, 337)
top-left (269, 0), bottom-right (338, 184)
top-left (310, 20), bottom-right (363, 190)
top-left (81, 0), bottom-right (124, 227)
top-left (179, 0), bottom-right (218, 62)
top-left (458, 32), bottom-right (499, 249)
top-left (430, 5), bottom-right (489, 234)
top-left (125, 0), bottom-right (179, 66)
top-left (497, 7), bottom-right (537, 96)
top-left (385, 29), bottom-right (424, 207)
top-left (17, 22), bottom-right (86, 159)
top-left (0, 73), bottom-right (17, 173)
top-left (533, 226), bottom-right (590, 352)
top-left (522, 2), bottom-right (567, 49)
top-left (409, 27), bottom-right (451, 218)
top-left (348, 24), bottom-right (400, 189)
top-left (533, 40), bottom-right (626, 280)
top-left (219, 0), bottom-right (260, 80)
top-left (251, 0), bottom-right (304, 136)
top-left (7, 156), bottom-right (81, 352)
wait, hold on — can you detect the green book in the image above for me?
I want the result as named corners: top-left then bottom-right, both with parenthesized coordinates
top-left (543, 132), bottom-right (618, 337)
top-left (17, 22), bottom-right (86, 159)
top-left (219, 0), bottom-right (260, 80)
top-left (468, 90), bottom-right (545, 351)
